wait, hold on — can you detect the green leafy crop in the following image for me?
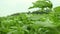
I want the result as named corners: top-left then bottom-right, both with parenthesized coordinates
top-left (0, 0), bottom-right (60, 34)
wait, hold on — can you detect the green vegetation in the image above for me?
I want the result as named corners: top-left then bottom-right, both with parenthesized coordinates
top-left (0, 0), bottom-right (60, 34)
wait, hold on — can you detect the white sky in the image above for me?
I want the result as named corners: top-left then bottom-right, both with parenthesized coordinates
top-left (0, 0), bottom-right (60, 17)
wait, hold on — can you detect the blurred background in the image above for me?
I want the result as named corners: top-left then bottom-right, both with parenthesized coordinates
top-left (0, 0), bottom-right (60, 17)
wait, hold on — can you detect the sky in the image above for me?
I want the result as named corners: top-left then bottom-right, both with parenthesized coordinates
top-left (0, 0), bottom-right (60, 17)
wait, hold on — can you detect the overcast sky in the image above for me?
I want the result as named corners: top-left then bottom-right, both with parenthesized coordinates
top-left (0, 0), bottom-right (60, 17)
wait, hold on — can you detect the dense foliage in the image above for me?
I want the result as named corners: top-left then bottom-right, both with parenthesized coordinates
top-left (0, 0), bottom-right (60, 34)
